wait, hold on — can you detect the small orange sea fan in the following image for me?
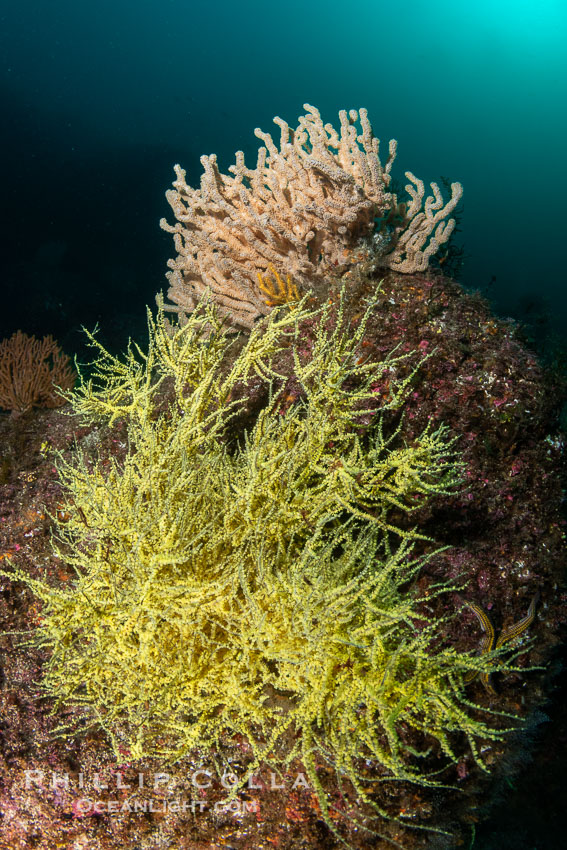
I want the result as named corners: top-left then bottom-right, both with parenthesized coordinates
top-left (0, 330), bottom-right (76, 415)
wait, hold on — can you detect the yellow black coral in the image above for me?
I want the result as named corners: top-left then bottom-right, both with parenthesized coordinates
top-left (0, 291), bottom-right (527, 845)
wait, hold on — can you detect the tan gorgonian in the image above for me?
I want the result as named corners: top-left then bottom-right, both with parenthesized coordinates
top-left (160, 104), bottom-right (463, 328)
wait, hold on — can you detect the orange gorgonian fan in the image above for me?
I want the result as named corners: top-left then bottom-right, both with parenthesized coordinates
top-left (0, 331), bottom-right (76, 414)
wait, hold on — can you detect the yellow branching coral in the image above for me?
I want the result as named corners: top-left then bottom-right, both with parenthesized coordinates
top-left (2, 293), bottom-right (526, 843)
top-left (160, 104), bottom-right (462, 328)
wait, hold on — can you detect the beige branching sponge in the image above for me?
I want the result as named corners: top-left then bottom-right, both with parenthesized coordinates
top-left (160, 104), bottom-right (462, 328)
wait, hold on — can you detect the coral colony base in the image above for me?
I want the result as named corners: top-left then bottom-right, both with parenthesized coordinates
top-left (0, 106), bottom-right (565, 849)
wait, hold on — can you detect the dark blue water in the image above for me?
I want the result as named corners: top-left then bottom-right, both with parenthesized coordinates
top-left (1, 2), bottom-right (566, 846)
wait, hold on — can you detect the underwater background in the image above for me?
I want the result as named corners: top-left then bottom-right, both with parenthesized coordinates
top-left (1, 1), bottom-right (566, 847)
